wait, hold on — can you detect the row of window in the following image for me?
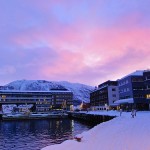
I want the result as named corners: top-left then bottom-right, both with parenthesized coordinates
top-left (119, 78), bottom-right (144, 86)
top-left (119, 88), bottom-right (130, 93)
top-left (112, 94), bottom-right (116, 97)
top-left (132, 78), bottom-right (143, 82)
top-left (145, 76), bottom-right (150, 80)
top-left (120, 96), bottom-right (131, 99)
top-left (133, 87), bottom-right (145, 90)
top-left (91, 101), bottom-right (107, 106)
top-left (120, 94), bottom-right (150, 99)
top-left (118, 80), bottom-right (129, 86)
top-left (91, 95), bottom-right (108, 100)
top-left (92, 95), bottom-right (116, 101)
top-left (55, 95), bottom-right (72, 98)
top-left (91, 90), bottom-right (107, 96)
top-left (134, 95), bottom-right (145, 98)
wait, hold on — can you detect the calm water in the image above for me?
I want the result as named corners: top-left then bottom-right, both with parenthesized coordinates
top-left (0, 119), bottom-right (93, 150)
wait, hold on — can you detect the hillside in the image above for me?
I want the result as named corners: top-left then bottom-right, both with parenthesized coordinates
top-left (4, 80), bottom-right (94, 104)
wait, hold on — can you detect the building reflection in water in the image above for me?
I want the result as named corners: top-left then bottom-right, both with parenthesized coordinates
top-left (0, 119), bottom-right (92, 150)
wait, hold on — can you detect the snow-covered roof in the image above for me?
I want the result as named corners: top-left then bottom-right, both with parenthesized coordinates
top-left (119, 70), bottom-right (144, 80)
top-left (0, 90), bottom-right (72, 93)
top-left (114, 98), bottom-right (134, 104)
top-left (110, 103), bottom-right (119, 106)
top-left (18, 104), bottom-right (33, 108)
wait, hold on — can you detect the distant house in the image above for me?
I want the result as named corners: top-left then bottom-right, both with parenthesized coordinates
top-left (90, 80), bottom-right (119, 110)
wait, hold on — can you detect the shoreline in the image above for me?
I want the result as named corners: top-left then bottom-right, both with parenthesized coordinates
top-left (42, 111), bottom-right (150, 150)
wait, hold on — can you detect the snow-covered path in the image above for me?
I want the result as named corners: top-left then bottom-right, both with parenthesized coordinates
top-left (42, 111), bottom-right (150, 150)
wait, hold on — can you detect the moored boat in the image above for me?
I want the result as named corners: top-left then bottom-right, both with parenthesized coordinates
top-left (2, 112), bottom-right (68, 120)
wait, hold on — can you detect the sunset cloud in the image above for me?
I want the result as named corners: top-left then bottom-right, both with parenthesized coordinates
top-left (0, 0), bottom-right (150, 85)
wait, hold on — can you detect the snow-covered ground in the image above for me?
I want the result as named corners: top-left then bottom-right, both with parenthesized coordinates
top-left (87, 110), bottom-right (120, 116)
top-left (42, 111), bottom-right (150, 150)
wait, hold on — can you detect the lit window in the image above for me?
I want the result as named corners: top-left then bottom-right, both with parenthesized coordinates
top-left (146, 94), bottom-right (150, 99)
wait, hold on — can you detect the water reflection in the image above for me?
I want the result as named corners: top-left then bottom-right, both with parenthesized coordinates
top-left (0, 119), bottom-right (92, 150)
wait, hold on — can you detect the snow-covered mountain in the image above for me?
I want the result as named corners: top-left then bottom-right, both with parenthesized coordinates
top-left (4, 80), bottom-right (94, 104)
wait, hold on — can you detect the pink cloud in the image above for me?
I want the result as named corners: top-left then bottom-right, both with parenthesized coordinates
top-left (8, 4), bottom-right (150, 85)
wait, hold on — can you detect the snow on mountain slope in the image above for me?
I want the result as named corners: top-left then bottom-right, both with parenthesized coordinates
top-left (5, 80), bottom-right (94, 103)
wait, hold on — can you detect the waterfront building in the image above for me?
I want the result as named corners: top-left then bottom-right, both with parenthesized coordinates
top-left (90, 80), bottom-right (119, 110)
top-left (0, 89), bottom-right (73, 112)
top-left (115, 70), bottom-right (150, 110)
top-left (143, 70), bottom-right (150, 109)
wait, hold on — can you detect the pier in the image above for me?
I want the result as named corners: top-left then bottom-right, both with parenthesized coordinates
top-left (68, 112), bottom-right (116, 124)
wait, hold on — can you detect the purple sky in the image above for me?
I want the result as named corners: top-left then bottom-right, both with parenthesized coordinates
top-left (0, 0), bottom-right (150, 86)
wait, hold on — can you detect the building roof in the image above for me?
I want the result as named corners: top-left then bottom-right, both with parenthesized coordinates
top-left (0, 90), bottom-right (72, 93)
top-left (119, 70), bottom-right (144, 80)
top-left (114, 98), bottom-right (134, 104)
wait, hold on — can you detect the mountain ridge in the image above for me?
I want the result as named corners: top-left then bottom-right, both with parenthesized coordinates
top-left (4, 80), bottom-right (94, 104)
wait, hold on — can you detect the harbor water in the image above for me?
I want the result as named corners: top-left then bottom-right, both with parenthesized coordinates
top-left (0, 119), bottom-right (93, 150)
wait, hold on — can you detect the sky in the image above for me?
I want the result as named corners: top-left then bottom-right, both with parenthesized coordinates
top-left (0, 0), bottom-right (150, 86)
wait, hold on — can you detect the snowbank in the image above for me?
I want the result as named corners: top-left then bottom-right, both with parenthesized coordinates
top-left (42, 111), bottom-right (150, 150)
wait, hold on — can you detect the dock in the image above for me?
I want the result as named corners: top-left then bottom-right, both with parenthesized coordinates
top-left (68, 112), bottom-right (116, 124)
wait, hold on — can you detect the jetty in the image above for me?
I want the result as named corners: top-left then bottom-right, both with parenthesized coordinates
top-left (68, 111), bottom-right (115, 124)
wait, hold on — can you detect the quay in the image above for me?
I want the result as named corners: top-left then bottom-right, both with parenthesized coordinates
top-left (68, 111), bottom-right (116, 124)
top-left (42, 111), bottom-right (150, 150)
top-left (0, 110), bottom-right (116, 122)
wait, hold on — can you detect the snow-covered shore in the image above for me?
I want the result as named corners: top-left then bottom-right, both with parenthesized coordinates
top-left (42, 111), bottom-right (150, 150)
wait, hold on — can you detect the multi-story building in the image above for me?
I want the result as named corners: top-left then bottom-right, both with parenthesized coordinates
top-left (0, 89), bottom-right (73, 112)
top-left (90, 80), bottom-right (119, 110)
top-left (116, 70), bottom-right (150, 110)
top-left (143, 70), bottom-right (150, 108)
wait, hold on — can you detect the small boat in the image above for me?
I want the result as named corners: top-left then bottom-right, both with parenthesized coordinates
top-left (2, 112), bottom-right (68, 120)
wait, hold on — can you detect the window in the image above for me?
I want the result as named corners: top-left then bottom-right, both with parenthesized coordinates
top-left (112, 88), bottom-right (116, 91)
top-left (146, 76), bottom-right (150, 80)
top-left (112, 94), bottom-right (116, 97)
top-left (125, 95), bottom-right (131, 98)
top-left (132, 78), bottom-right (143, 82)
top-left (146, 94), bottom-right (150, 99)
top-left (147, 85), bottom-right (150, 89)
top-left (119, 89), bottom-right (123, 93)
top-left (133, 87), bottom-right (144, 90)
top-left (134, 95), bottom-right (144, 98)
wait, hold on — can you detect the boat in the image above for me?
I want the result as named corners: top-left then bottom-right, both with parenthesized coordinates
top-left (2, 112), bottom-right (68, 120)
